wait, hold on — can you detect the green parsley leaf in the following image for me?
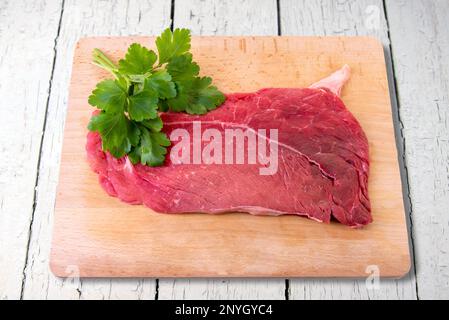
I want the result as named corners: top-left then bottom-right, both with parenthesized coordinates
top-left (168, 77), bottom-right (226, 114)
top-left (156, 28), bottom-right (191, 64)
top-left (158, 100), bottom-right (170, 112)
top-left (129, 126), bottom-right (171, 166)
top-left (88, 80), bottom-right (127, 113)
top-left (190, 77), bottom-right (225, 113)
top-left (141, 116), bottom-right (164, 132)
top-left (118, 43), bottom-right (157, 75)
top-left (145, 70), bottom-right (176, 99)
top-left (128, 88), bottom-right (159, 121)
top-left (127, 148), bottom-right (140, 165)
top-left (166, 83), bottom-right (189, 112)
top-left (166, 53), bottom-right (200, 81)
top-left (89, 28), bottom-right (226, 167)
top-left (88, 112), bottom-right (140, 158)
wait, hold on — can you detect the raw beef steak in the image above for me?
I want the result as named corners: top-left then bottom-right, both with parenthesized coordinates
top-left (86, 65), bottom-right (372, 227)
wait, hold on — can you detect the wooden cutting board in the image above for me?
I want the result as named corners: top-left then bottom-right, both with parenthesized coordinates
top-left (51, 36), bottom-right (410, 278)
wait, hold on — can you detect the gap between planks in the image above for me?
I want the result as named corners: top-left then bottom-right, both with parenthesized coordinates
top-left (382, 0), bottom-right (419, 300)
top-left (276, 0), bottom-right (289, 300)
top-left (19, 0), bottom-right (67, 300)
top-left (170, 0), bottom-right (175, 31)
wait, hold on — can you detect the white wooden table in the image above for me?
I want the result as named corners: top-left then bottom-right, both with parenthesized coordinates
top-left (0, 0), bottom-right (448, 300)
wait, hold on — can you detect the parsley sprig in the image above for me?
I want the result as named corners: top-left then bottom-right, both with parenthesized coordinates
top-left (88, 28), bottom-right (225, 166)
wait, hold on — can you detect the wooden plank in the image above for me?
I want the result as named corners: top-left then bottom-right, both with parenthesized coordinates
top-left (280, 0), bottom-right (417, 300)
top-left (385, 0), bottom-right (449, 300)
top-left (21, 0), bottom-right (172, 300)
top-left (158, 0), bottom-right (284, 300)
top-left (0, 0), bottom-right (63, 300)
top-left (158, 279), bottom-right (286, 300)
top-left (173, 0), bottom-right (278, 35)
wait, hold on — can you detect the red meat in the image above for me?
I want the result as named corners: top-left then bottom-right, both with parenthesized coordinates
top-left (86, 65), bottom-right (372, 227)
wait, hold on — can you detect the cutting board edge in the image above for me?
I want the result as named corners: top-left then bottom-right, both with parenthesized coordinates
top-left (51, 36), bottom-right (410, 279)
top-left (49, 258), bottom-right (412, 279)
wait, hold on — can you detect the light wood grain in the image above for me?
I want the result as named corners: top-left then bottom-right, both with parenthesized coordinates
top-left (21, 0), bottom-right (171, 300)
top-left (0, 0), bottom-right (63, 300)
top-left (385, 0), bottom-right (449, 300)
top-left (281, 0), bottom-right (417, 300)
top-left (159, 0), bottom-right (285, 300)
top-left (51, 36), bottom-right (410, 280)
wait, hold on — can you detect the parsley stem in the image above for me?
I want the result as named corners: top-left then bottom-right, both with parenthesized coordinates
top-left (92, 49), bottom-right (119, 78)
